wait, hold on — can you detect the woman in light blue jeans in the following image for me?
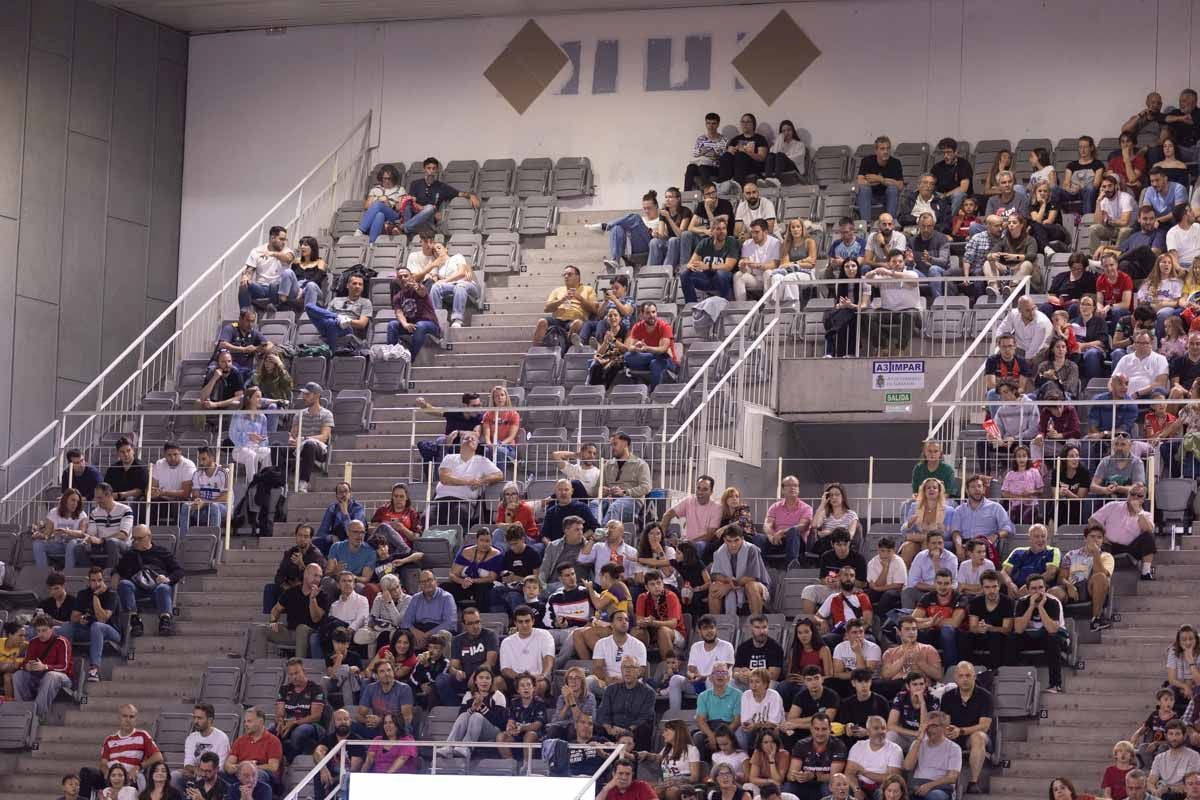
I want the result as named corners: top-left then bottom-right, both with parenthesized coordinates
top-left (357, 164), bottom-right (407, 243)
top-left (35, 489), bottom-right (88, 567)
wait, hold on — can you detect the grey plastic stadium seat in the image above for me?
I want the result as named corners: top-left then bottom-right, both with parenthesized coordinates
top-left (525, 386), bottom-right (566, 429)
top-left (240, 663), bottom-right (285, 706)
top-left (561, 350), bottom-right (594, 388)
top-left (777, 185), bottom-right (819, 221)
top-left (820, 183), bottom-right (856, 225)
top-left (519, 350), bottom-right (562, 387)
top-left (604, 384), bottom-right (648, 428)
top-left (291, 356), bottom-right (328, 386)
top-left (176, 357), bottom-right (211, 393)
top-left (552, 157), bottom-right (594, 198)
top-left (447, 233), bottom-right (483, 266)
top-left (401, 162), bottom-right (425, 188)
top-left (895, 142), bottom-right (930, 178)
top-left (515, 158), bottom-right (553, 198)
top-left (332, 389), bottom-right (372, 433)
top-left (368, 356), bottom-right (410, 393)
top-left (258, 318), bottom-right (296, 349)
top-left (812, 145), bottom-right (851, 186)
top-left (682, 340), bottom-right (725, 380)
top-left (331, 208), bottom-right (360, 239)
top-left (994, 666), bottom-right (1040, 718)
top-left (440, 197), bottom-right (479, 238)
top-left (481, 233), bottom-right (521, 275)
top-left (198, 665), bottom-right (243, 703)
top-left (327, 357), bottom-right (367, 392)
top-left (923, 296), bottom-right (970, 339)
top-left (367, 239), bottom-right (406, 272)
top-left (975, 139), bottom-right (1012, 156)
top-left (369, 277), bottom-right (394, 310)
top-left (478, 159), bottom-right (517, 198)
top-left (518, 195), bottom-right (558, 236)
top-left (330, 240), bottom-right (368, 272)
top-left (631, 266), bottom-right (674, 304)
top-left (717, 300), bottom-right (761, 337)
top-left (0, 701), bottom-right (37, 749)
top-left (442, 160), bottom-right (479, 193)
top-left (479, 195), bottom-right (519, 235)
top-left (179, 532), bottom-right (219, 573)
top-left (566, 384), bottom-right (606, 412)
top-left (139, 392), bottom-right (178, 443)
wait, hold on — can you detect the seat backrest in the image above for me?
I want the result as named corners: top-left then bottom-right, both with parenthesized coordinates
top-left (515, 158), bottom-right (553, 198)
top-left (414, 537), bottom-right (452, 568)
top-left (478, 159), bottom-right (516, 197)
top-left (179, 533), bottom-right (219, 572)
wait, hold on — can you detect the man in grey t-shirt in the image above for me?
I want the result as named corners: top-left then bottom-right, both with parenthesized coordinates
top-left (903, 712), bottom-right (961, 800)
top-left (290, 382), bottom-right (335, 493)
top-left (305, 274), bottom-right (373, 351)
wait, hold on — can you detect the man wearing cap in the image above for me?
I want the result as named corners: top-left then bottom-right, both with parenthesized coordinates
top-left (289, 383), bottom-right (334, 494)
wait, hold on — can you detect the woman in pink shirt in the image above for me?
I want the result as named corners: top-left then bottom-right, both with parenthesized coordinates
top-left (1001, 445), bottom-right (1043, 523)
top-left (363, 712), bottom-right (418, 773)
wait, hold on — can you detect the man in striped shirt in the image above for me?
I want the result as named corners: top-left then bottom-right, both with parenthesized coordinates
top-left (80, 703), bottom-right (163, 796)
top-left (69, 483), bottom-right (133, 569)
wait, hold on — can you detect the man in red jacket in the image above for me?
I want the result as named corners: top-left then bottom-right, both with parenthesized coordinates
top-left (13, 617), bottom-right (74, 721)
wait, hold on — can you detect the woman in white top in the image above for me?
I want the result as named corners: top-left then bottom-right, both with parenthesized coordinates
top-left (655, 719), bottom-right (701, 800)
top-left (1026, 147), bottom-right (1057, 194)
top-left (633, 521), bottom-right (677, 586)
top-left (710, 725), bottom-right (749, 780)
top-left (35, 488), bottom-right (88, 567)
top-left (99, 764), bottom-right (138, 800)
top-left (766, 119), bottom-right (806, 179)
top-left (357, 163), bottom-right (410, 243)
top-left (1167, 624), bottom-right (1200, 702)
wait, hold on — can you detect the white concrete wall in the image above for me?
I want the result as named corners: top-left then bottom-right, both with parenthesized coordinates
top-left (180, 0), bottom-right (1200, 289)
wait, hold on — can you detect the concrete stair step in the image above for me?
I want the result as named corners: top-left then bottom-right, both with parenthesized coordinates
top-left (408, 377), bottom-right (517, 393)
top-left (177, 590), bottom-right (264, 607)
top-left (226, 548), bottom-right (298, 564)
top-left (428, 352), bottom-right (529, 367)
top-left (1130, 581), bottom-right (1200, 596)
top-left (1065, 659), bottom-right (1168, 677)
top-left (1038, 690), bottom-right (1150, 711)
top-left (128, 635), bottom-right (244, 655)
top-left (439, 325), bottom-right (533, 343)
top-left (410, 365), bottom-right (521, 380)
top-left (1032, 706), bottom-right (1150, 725)
top-left (998, 758), bottom-right (1110, 779)
top-left (1027, 725), bottom-right (1144, 745)
top-left (60, 696), bottom-right (175, 717)
top-left (988, 776), bottom-right (1097, 796)
top-left (1, 771), bottom-right (90, 792)
top-left (1155, 549), bottom-right (1200, 564)
top-left (474, 312), bottom-right (547, 328)
top-left (326, 456), bottom-right (427, 473)
top-left (1110, 611), bottom-right (1200, 625)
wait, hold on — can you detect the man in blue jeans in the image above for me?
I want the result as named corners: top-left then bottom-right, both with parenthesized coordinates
top-left (305, 274), bottom-right (373, 351)
top-left (114, 525), bottom-right (184, 638)
top-left (238, 226), bottom-right (300, 309)
top-left (405, 157), bottom-right (480, 233)
top-left (681, 216), bottom-right (738, 303)
top-left (855, 136), bottom-right (904, 223)
top-left (624, 302), bottom-right (677, 388)
top-left (58, 566), bottom-right (121, 683)
top-left (585, 191), bottom-right (658, 269)
top-left (386, 266), bottom-right (441, 357)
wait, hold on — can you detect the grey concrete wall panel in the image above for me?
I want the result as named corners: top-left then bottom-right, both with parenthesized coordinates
top-left (107, 14), bottom-right (157, 226)
top-left (58, 133), bottom-right (109, 382)
top-left (17, 49), bottom-right (70, 304)
top-left (31, 0), bottom-right (74, 58)
top-left (157, 25), bottom-right (188, 66)
top-left (11, 297), bottom-right (61, 455)
top-left (147, 59), bottom-right (186, 301)
top-left (101, 218), bottom-right (149, 372)
top-left (69, 1), bottom-right (117, 141)
top-left (0, 2), bottom-right (31, 221)
top-left (0, 218), bottom-right (19, 459)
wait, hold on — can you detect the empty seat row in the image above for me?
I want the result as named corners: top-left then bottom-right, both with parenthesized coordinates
top-left (364, 156), bottom-right (593, 200)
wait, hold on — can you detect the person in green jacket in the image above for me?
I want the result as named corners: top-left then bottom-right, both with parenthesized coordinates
top-left (910, 441), bottom-right (961, 496)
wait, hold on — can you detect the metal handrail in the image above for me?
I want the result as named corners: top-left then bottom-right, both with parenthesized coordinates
top-left (0, 111), bottom-right (373, 474)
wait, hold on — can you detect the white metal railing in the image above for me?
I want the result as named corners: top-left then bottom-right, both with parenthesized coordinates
top-left (924, 275), bottom-right (1033, 447)
top-left (0, 112), bottom-right (374, 521)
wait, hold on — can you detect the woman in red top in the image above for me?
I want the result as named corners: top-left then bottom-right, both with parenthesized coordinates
top-left (493, 482), bottom-right (540, 540)
top-left (785, 618), bottom-right (832, 683)
top-left (371, 483), bottom-right (423, 547)
top-left (481, 385), bottom-right (521, 467)
top-left (1051, 776), bottom-right (1097, 800)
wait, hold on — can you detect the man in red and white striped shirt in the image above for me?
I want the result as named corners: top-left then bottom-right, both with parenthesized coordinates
top-left (98, 704), bottom-right (163, 782)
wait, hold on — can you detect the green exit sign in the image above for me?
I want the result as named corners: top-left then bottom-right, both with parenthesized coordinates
top-left (884, 392), bottom-right (912, 403)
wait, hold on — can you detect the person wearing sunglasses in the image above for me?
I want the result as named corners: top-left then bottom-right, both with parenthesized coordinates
top-left (1088, 481), bottom-right (1157, 581)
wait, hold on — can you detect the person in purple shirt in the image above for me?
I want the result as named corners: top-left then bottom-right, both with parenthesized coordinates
top-left (387, 266), bottom-right (442, 358)
top-left (404, 157), bottom-right (479, 233)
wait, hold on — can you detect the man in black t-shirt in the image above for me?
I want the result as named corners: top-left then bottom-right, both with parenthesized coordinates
top-left (959, 569), bottom-right (1013, 670)
top-left (779, 666), bottom-right (840, 749)
top-left (267, 563), bottom-right (329, 658)
top-left (273, 659), bottom-right (326, 761)
top-left (1013, 575), bottom-right (1065, 691)
top-left (856, 136), bottom-right (905, 223)
top-left (312, 709), bottom-right (364, 798)
top-left (415, 392), bottom-right (483, 463)
top-left (680, 181), bottom-right (736, 260)
top-left (60, 566), bottom-right (121, 683)
top-left (38, 572), bottom-right (75, 626)
top-left (497, 526), bottom-right (543, 611)
top-left (784, 714), bottom-right (848, 800)
top-left (886, 671), bottom-right (938, 749)
top-left (734, 614), bottom-right (785, 687)
top-left (837, 668), bottom-right (890, 747)
top-left (939, 662), bottom-right (994, 794)
top-left (817, 533), bottom-right (869, 588)
top-left (1169, 333), bottom-right (1200, 400)
top-left (930, 137), bottom-right (973, 217)
top-left (435, 607), bottom-right (498, 705)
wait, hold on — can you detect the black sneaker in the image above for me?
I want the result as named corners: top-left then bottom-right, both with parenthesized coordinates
top-left (966, 782), bottom-right (983, 795)
top-left (1090, 617), bottom-right (1113, 632)
top-left (158, 616), bottom-right (174, 637)
top-left (129, 615), bottom-right (144, 638)
top-left (1046, 684), bottom-right (1063, 693)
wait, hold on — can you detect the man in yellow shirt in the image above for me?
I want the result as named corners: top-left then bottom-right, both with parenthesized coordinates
top-left (532, 265), bottom-right (599, 346)
top-left (0, 621), bottom-right (27, 699)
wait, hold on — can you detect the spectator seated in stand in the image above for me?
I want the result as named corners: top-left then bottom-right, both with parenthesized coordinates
top-left (114, 525), bottom-right (182, 638)
top-left (238, 226), bottom-right (297, 309)
top-left (684, 113), bottom-right (726, 191)
top-left (709, 525), bottom-right (771, 616)
top-left (387, 266), bottom-right (441, 358)
top-left (901, 711), bottom-right (961, 800)
top-left (681, 215), bottom-right (738, 304)
top-left (886, 671), bottom-right (939, 750)
top-left (718, 113), bottom-right (769, 188)
top-left (79, 704), bottom-right (163, 798)
top-left (405, 157), bottom-right (481, 232)
top-left (733, 182), bottom-right (777, 241)
top-left (1001, 523), bottom-right (1060, 596)
top-left (431, 433), bottom-right (503, 530)
top-left (217, 308), bottom-right (274, 382)
top-left (533, 264), bottom-right (598, 347)
top-left (1013, 575), bottom-right (1065, 693)
top-left (960, 570), bottom-right (1013, 671)
top-left (856, 137), bottom-right (904, 223)
top-left (1091, 481), bottom-right (1157, 581)
top-left (585, 190), bottom-right (661, 270)
top-left (12, 617), bottom-right (74, 723)
top-left (225, 707), bottom-right (284, 795)
top-left (911, 569), bottom-right (966, 667)
top-left (273, 658), bottom-right (326, 762)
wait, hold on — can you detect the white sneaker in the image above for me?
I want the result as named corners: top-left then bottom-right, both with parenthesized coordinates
top-left (436, 746), bottom-right (456, 758)
top-left (451, 320), bottom-right (463, 328)
top-left (585, 222), bottom-right (604, 232)
top-left (602, 258), bottom-right (621, 272)
top-left (1044, 245), bottom-right (1055, 258)
top-left (454, 747), bottom-right (471, 760)
top-left (297, 481), bottom-right (309, 494)
top-left (353, 229), bottom-right (364, 237)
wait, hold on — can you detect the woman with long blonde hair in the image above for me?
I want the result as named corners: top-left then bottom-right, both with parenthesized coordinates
top-left (899, 478), bottom-right (948, 565)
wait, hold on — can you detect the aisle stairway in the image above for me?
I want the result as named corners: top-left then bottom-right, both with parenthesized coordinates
top-left (0, 211), bottom-right (618, 800)
top-left (982, 538), bottom-right (1200, 797)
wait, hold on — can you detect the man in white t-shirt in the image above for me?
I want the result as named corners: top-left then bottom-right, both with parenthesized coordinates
top-left (151, 442), bottom-right (195, 526)
top-left (668, 615), bottom-right (735, 711)
top-left (831, 619), bottom-right (882, 682)
top-left (1167, 205), bottom-right (1200, 269)
top-left (866, 537), bottom-right (907, 617)
top-left (845, 715), bottom-right (903, 797)
top-left (733, 181), bottom-right (777, 239)
top-left (866, 250), bottom-right (923, 352)
top-left (238, 225), bottom-right (299, 309)
top-left (432, 433), bottom-right (503, 530)
top-left (172, 703), bottom-right (231, 793)
top-left (1113, 331), bottom-right (1170, 398)
top-left (661, 476), bottom-right (723, 554)
top-left (498, 605), bottom-right (555, 697)
top-left (590, 610), bottom-right (648, 694)
top-left (735, 219), bottom-right (782, 301)
top-left (552, 443), bottom-right (601, 497)
top-left (1089, 174), bottom-right (1136, 248)
top-left (182, 447), bottom-right (229, 536)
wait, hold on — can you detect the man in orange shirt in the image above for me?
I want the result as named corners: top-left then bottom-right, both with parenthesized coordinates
top-left (624, 302), bottom-right (677, 388)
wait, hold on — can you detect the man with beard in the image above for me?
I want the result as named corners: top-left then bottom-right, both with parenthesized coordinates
top-left (173, 704), bottom-right (230, 793)
top-left (312, 708), bottom-right (363, 799)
